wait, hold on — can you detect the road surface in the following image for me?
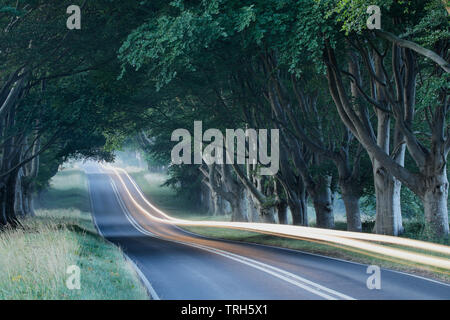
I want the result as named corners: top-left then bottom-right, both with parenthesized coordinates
top-left (84, 163), bottom-right (450, 300)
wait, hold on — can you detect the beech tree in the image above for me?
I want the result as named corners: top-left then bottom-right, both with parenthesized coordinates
top-left (322, 0), bottom-right (450, 237)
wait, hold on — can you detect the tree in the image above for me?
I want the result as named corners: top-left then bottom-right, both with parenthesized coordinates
top-left (0, 0), bottom-right (149, 226)
top-left (324, 0), bottom-right (450, 237)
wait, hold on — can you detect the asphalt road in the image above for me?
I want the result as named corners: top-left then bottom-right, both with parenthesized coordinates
top-left (84, 163), bottom-right (450, 300)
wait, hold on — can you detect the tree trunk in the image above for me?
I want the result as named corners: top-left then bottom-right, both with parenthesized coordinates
top-left (373, 164), bottom-right (403, 235)
top-left (277, 146), bottom-right (308, 225)
top-left (246, 190), bottom-right (260, 222)
top-left (22, 180), bottom-right (36, 217)
top-left (0, 172), bottom-right (20, 227)
top-left (27, 193), bottom-right (36, 217)
top-left (212, 192), bottom-right (223, 215)
top-left (422, 167), bottom-right (449, 238)
top-left (313, 196), bottom-right (335, 229)
top-left (14, 175), bottom-right (24, 217)
top-left (14, 167), bottom-right (24, 217)
top-left (274, 179), bottom-right (288, 224)
top-left (200, 183), bottom-right (212, 213)
top-left (340, 182), bottom-right (362, 231)
top-left (0, 183), bottom-right (6, 226)
top-left (230, 194), bottom-right (247, 222)
top-left (289, 196), bottom-right (308, 226)
top-left (277, 201), bottom-right (288, 224)
top-left (312, 175), bottom-right (335, 229)
top-left (286, 180), bottom-right (308, 226)
top-left (260, 207), bottom-right (277, 223)
top-left (372, 109), bottom-right (404, 236)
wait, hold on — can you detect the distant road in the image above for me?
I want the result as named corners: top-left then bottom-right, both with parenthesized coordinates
top-left (84, 163), bottom-right (450, 300)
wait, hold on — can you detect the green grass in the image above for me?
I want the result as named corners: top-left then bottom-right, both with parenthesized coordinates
top-left (37, 168), bottom-right (91, 212)
top-left (129, 168), bottom-right (450, 283)
top-left (0, 167), bottom-right (149, 300)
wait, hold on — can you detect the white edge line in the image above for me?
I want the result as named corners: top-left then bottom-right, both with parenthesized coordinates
top-left (123, 256), bottom-right (160, 300)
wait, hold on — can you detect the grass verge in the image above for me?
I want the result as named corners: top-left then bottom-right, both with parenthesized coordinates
top-left (0, 167), bottom-right (149, 300)
top-left (129, 168), bottom-right (450, 283)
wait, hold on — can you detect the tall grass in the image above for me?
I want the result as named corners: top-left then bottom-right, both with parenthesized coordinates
top-left (0, 167), bottom-right (149, 300)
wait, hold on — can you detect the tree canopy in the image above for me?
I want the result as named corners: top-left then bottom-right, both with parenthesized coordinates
top-left (0, 0), bottom-right (448, 239)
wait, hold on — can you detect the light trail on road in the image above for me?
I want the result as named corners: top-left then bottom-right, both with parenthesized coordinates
top-left (103, 165), bottom-right (450, 271)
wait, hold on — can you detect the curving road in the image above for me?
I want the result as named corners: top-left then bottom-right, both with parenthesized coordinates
top-left (83, 163), bottom-right (450, 300)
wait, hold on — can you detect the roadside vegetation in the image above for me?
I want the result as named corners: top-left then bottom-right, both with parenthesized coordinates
top-left (128, 167), bottom-right (450, 283)
top-left (0, 167), bottom-right (148, 300)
